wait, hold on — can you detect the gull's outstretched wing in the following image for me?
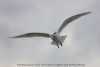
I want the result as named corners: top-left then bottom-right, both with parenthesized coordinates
top-left (10, 32), bottom-right (50, 38)
top-left (57, 12), bottom-right (91, 33)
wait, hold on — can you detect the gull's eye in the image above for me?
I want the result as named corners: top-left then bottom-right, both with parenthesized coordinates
top-left (53, 33), bottom-right (56, 34)
top-left (51, 35), bottom-right (53, 36)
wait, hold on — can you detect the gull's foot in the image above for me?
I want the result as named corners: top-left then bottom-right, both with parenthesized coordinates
top-left (60, 43), bottom-right (63, 46)
top-left (57, 45), bottom-right (59, 48)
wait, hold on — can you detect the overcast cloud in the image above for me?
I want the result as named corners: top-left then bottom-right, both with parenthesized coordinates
top-left (0, 0), bottom-right (100, 67)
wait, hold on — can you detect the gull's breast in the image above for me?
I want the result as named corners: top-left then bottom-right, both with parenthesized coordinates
top-left (51, 35), bottom-right (59, 42)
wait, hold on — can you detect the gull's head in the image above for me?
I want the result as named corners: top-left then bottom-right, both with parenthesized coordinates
top-left (52, 32), bottom-right (59, 36)
top-left (52, 32), bottom-right (58, 36)
top-left (50, 33), bottom-right (56, 38)
top-left (50, 35), bottom-right (54, 39)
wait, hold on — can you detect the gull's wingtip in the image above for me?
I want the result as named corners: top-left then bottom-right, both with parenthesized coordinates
top-left (8, 36), bottom-right (19, 38)
top-left (8, 37), bottom-right (15, 38)
top-left (84, 11), bottom-right (92, 14)
top-left (80, 11), bottom-right (92, 16)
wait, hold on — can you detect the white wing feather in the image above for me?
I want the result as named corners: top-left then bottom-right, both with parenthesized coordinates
top-left (57, 12), bottom-right (91, 33)
top-left (10, 32), bottom-right (50, 38)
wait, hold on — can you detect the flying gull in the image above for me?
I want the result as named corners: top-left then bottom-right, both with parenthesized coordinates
top-left (10, 12), bottom-right (91, 48)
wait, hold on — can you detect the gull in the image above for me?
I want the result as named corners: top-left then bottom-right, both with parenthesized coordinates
top-left (10, 12), bottom-right (91, 48)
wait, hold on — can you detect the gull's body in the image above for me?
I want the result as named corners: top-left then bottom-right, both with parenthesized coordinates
top-left (11, 12), bottom-right (91, 48)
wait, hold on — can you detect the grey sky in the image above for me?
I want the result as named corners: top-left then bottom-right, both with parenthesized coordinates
top-left (0, 0), bottom-right (100, 67)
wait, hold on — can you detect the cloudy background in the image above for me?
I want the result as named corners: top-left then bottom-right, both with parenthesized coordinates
top-left (0, 0), bottom-right (100, 67)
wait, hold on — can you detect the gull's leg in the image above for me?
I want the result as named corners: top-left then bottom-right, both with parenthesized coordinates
top-left (59, 41), bottom-right (63, 46)
top-left (56, 42), bottom-right (59, 48)
top-left (60, 43), bottom-right (63, 46)
top-left (57, 45), bottom-right (59, 48)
